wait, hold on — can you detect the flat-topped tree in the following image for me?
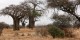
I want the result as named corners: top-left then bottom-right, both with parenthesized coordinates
top-left (47, 0), bottom-right (80, 22)
top-left (21, 0), bottom-right (44, 28)
top-left (1, 5), bottom-right (29, 31)
top-left (53, 13), bottom-right (72, 28)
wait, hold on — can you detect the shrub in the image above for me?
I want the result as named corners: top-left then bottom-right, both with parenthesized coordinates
top-left (48, 25), bottom-right (65, 38)
top-left (0, 22), bottom-right (10, 29)
top-left (63, 28), bottom-right (75, 38)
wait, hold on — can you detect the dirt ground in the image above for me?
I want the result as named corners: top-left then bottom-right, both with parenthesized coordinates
top-left (0, 28), bottom-right (80, 40)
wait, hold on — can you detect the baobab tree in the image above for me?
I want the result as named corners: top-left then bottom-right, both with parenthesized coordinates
top-left (21, 0), bottom-right (44, 28)
top-left (1, 5), bottom-right (29, 30)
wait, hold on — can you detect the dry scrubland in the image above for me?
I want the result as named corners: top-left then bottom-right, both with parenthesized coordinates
top-left (0, 28), bottom-right (80, 40)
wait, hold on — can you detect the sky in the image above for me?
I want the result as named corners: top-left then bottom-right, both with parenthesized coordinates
top-left (0, 0), bottom-right (25, 10)
top-left (0, 0), bottom-right (53, 26)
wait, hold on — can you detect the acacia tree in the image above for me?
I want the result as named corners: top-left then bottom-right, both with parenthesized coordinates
top-left (53, 13), bottom-right (72, 29)
top-left (1, 5), bottom-right (29, 30)
top-left (21, 0), bottom-right (44, 28)
top-left (47, 0), bottom-right (80, 22)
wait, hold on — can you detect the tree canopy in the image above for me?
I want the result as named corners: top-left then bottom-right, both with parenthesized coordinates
top-left (0, 4), bottom-right (30, 30)
top-left (47, 0), bottom-right (80, 22)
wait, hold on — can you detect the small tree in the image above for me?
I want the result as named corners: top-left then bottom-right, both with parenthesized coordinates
top-left (53, 14), bottom-right (71, 28)
top-left (20, 16), bottom-right (28, 27)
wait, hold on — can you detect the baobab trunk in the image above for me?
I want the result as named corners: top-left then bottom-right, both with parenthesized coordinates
top-left (13, 18), bottom-right (20, 31)
top-left (28, 5), bottom-right (36, 29)
top-left (28, 15), bottom-right (35, 28)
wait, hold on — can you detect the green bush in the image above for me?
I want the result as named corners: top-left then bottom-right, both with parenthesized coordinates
top-left (48, 26), bottom-right (65, 38)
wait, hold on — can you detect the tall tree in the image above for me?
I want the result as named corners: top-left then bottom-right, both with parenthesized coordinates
top-left (21, 0), bottom-right (44, 28)
top-left (47, 0), bottom-right (80, 22)
top-left (1, 5), bottom-right (29, 30)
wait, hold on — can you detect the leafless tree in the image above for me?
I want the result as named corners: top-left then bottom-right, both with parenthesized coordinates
top-left (1, 5), bottom-right (29, 30)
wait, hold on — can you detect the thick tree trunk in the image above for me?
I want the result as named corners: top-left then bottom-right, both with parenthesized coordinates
top-left (13, 18), bottom-right (20, 31)
top-left (28, 15), bottom-right (35, 28)
top-left (28, 5), bottom-right (36, 29)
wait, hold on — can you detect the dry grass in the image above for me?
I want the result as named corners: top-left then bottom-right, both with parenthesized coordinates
top-left (0, 28), bottom-right (53, 40)
top-left (0, 28), bottom-right (80, 40)
top-left (35, 27), bottom-right (49, 37)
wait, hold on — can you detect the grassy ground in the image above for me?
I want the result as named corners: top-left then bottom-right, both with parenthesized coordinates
top-left (0, 28), bottom-right (80, 40)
